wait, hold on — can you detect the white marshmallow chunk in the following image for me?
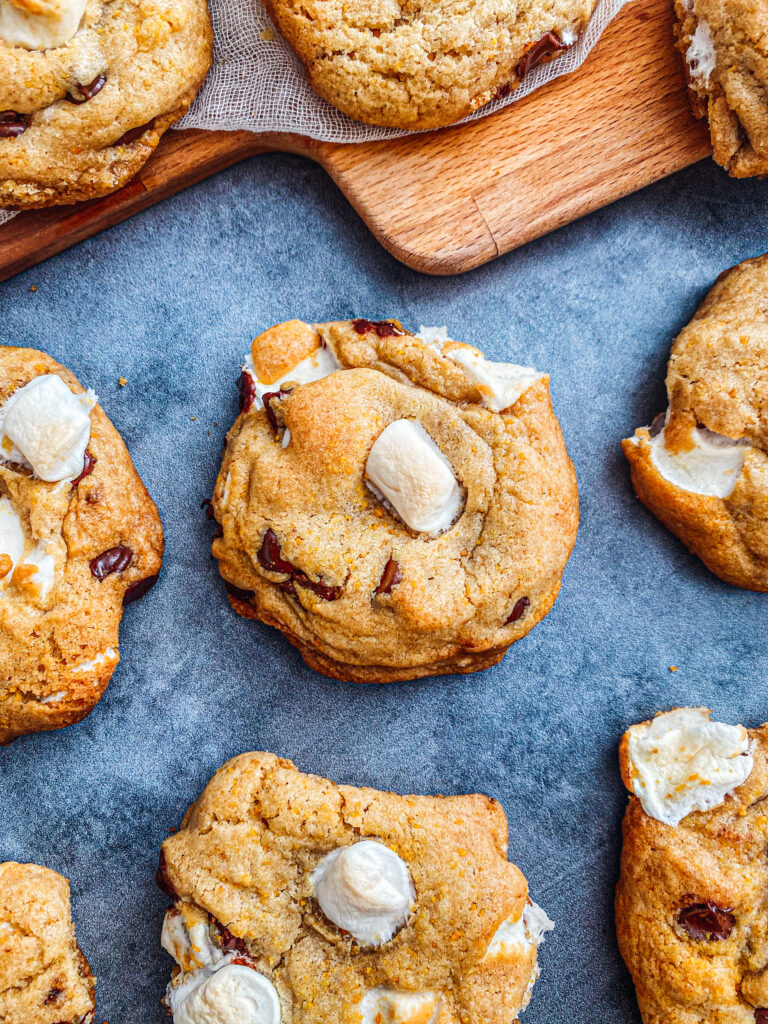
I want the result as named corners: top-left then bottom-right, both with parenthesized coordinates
top-left (0, 375), bottom-right (96, 481)
top-left (20, 541), bottom-right (56, 600)
top-left (485, 900), bottom-right (554, 960)
top-left (0, 0), bottom-right (88, 49)
top-left (642, 421), bottom-right (747, 498)
top-left (445, 346), bottom-right (543, 412)
top-left (311, 840), bottom-right (415, 945)
top-left (358, 988), bottom-right (439, 1024)
top-left (71, 647), bottom-right (118, 675)
top-left (243, 346), bottom-right (339, 410)
top-left (686, 18), bottom-right (716, 86)
top-left (365, 420), bottom-right (461, 534)
top-left (627, 708), bottom-right (753, 827)
top-left (162, 910), bottom-right (222, 972)
top-left (0, 497), bottom-right (25, 588)
top-left (170, 963), bottom-right (280, 1024)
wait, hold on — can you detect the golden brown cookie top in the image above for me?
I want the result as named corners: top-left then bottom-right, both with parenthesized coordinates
top-left (0, 347), bottom-right (164, 744)
top-left (159, 752), bottom-right (552, 1024)
top-left (616, 709), bottom-right (768, 1024)
top-left (211, 319), bottom-right (578, 682)
top-left (0, 862), bottom-right (96, 1024)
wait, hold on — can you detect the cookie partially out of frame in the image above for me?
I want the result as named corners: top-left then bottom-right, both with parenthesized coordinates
top-left (0, 861), bottom-right (96, 1024)
top-left (622, 254), bottom-right (768, 591)
top-left (0, 347), bottom-right (164, 745)
top-left (262, 0), bottom-right (597, 130)
top-left (157, 751), bottom-right (554, 1024)
top-left (616, 707), bottom-right (768, 1024)
top-left (675, 0), bottom-right (768, 177)
top-left (210, 319), bottom-right (578, 683)
top-left (0, 0), bottom-right (212, 208)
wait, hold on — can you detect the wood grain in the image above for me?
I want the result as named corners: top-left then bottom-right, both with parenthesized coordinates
top-left (0, 0), bottom-right (711, 282)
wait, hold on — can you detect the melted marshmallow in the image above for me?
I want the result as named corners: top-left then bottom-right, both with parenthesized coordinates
top-left (365, 420), bottom-right (462, 534)
top-left (0, 497), bottom-right (25, 588)
top-left (358, 988), bottom-right (439, 1024)
top-left (0, 0), bottom-right (87, 49)
top-left (70, 647), bottom-right (118, 675)
top-left (637, 420), bottom-right (748, 497)
top-left (626, 708), bottom-right (754, 826)
top-left (686, 18), bottom-right (716, 86)
top-left (485, 900), bottom-right (554, 959)
top-left (311, 840), bottom-right (415, 945)
top-left (243, 346), bottom-right (339, 410)
top-left (0, 375), bottom-right (96, 481)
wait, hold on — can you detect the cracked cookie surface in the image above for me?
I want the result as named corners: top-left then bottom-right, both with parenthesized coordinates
top-left (211, 319), bottom-right (579, 683)
top-left (622, 254), bottom-right (768, 591)
top-left (158, 751), bottom-right (553, 1024)
top-left (675, 0), bottom-right (768, 177)
top-left (0, 862), bottom-right (96, 1024)
top-left (616, 708), bottom-right (768, 1024)
top-left (262, 0), bottom-right (598, 130)
top-left (0, 0), bottom-right (212, 208)
top-left (0, 347), bottom-right (164, 744)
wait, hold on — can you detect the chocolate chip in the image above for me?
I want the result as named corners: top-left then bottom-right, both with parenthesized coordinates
top-left (257, 529), bottom-right (296, 574)
top-left (214, 919), bottom-right (249, 954)
top-left (262, 388), bottom-right (291, 433)
top-left (200, 498), bottom-right (215, 520)
top-left (755, 1011), bottom-right (768, 1023)
top-left (238, 371), bottom-right (257, 413)
top-left (113, 119), bottom-right (154, 146)
top-left (375, 557), bottom-right (402, 595)
top-left (515, 32), bottom-right (568, 79)
top-left (44, 987), bottom-right (63, 1004)
top-left (72, 450), bottom-right (96, 487)
top-left (155, 852), bottom-right (176, 897)
top-left (0, 111), bottom-right (29, 139)
top-left (352, 318), bottom-right (406, 338)
top-left (649, 412), bottom-right (666, 438)
top-left (505, 596), bottom-right (530, 624)
top-left (295, 575), bottom-right (342, 601)
top-left (678, 901), bottom-right (735, 941)
top-left (225, 581), bottom-right (255, 601)
top-left (89, 545), bottom-right (132, 581)
top-left (70, 74), bottom-right (106, 103)
top-left (493, 82), bottom-right (513, 101)
top-left (123, 573), bottom-right (159, 605)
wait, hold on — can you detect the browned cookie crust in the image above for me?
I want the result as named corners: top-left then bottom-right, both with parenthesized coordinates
top-left (0, 862), bottom-right (96, 1024)
top-left (158, 751), bottom-right (549, 1023)
top-left (675, 0), bottom-right (768, 177)
top-left (210, 319), bottom-right (579, 683)
top-left (622, 254), bottom-right (768, 591)
top-left (616, 717), bottom-right (768, 1024)
top-left (0, 348), bottom-right (164, 744)
top-left (0, 0), bottom-right (212, 208)
top-left (262, 0), bottom-right (598, 130)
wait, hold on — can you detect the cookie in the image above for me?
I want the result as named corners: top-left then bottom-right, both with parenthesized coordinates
top-left (675, 0), bottom-right (768, 177)
top-left (0, 348), bottom-right (164, 745)
top-left (615, 707), bottom-right (768, 1024)
top-left (210, 319), bottom-right (579, 683)
top-left (157, 751), bottom-right (554, 1024)
top-left (622, 254), bottom-right (768, 591)
top-left (261, 0), bottom-right (597, 130)
top-left (0, 0), bottom-right (212, 208)
top-left (0, 861), bottom-right (96, 1024)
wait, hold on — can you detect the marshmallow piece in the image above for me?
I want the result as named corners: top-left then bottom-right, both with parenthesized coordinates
top-left (444, 344), bottom-right (543, 412)
top-left (70, 647), bottom-right (118, 675)
top-left (485, 900), bottom-right (554, 960)
top-left (639, 420), bottom-right (747, 498)
top-left (0, 0), bottom-right (88, 49)
top-left (0, 497), bottom-right (25, 589)
top-left (16, 541), bottom-right (56, 600)
top-left (162, 909), bottom-right (223, 973)
top-left (0, 375), bottom-right (96, 482)
top-left (626, 708), bottom-right (753, 827)
top-left (365, 420), bottom-right (462, 534)
top-left (243, 346), bottom-right (339, 411)
top-left (311, 840), bottom-right (415, 945)
top-left (686, 18), bottom-right (716, 86)
top-left (170, 963), bottom-right (280, 1024)
top-left (358, 988), bottom-right (439, 1024)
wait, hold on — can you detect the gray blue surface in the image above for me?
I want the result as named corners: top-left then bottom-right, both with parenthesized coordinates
top-left (0, 153), bottom-right (766, 1023)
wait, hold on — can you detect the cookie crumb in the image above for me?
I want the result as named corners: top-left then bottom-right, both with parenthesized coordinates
top-left (118, 377), bottom-right (128, 387)
top-left (29, 285), bottom-right (38, 292)
top-left (669, 665), bottom-right (678, 672)
top-left (261, 27), bottom-right (275, 40)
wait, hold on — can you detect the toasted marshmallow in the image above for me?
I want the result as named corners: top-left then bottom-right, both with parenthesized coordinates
top-left (311, 840), bottom-right (415, 945)
top-left (358, 988), bottom-right (439, 1024)
top-left (0, 497), bottom-right (25, 589)
top-left (485, 900), bottom-right (554, 960)
top-left (626, 708), bottom-right (753, 826)
top-left (0, 375), bottom-right (96, 482)
top-left (243, 346), bottom-right (339, 411)
top-left (0, 0), bottom-right (88, 49)
top-left (444, 344), bottom-right (543, 412)
top-left (169, 963), bottom-right (280, 1024)
top-left (686, 18), bottom-right (716, 86)
top-left (634, 417), bottom-right (747, 498)
top-left (365, 420), bottom-right (461, 534)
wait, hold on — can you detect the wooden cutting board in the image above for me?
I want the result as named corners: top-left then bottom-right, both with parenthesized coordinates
top-left (0, 0), bottom-right (711, 282)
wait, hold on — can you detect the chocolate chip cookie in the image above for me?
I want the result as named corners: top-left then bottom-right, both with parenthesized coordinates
top-left (0, 0), bottom-right (212, 208)
top-left (261, 0), bottom-right (597, 130)
top-left (210, 319), bottom-right (579, 683)
top-left (622, 254), bottom-right (768, 591)
top-left (616, 707), bottom-right (768, 1024)
top-left (0, 347), bottom-right (164, 745)
top-left (675, 0), bottom-right (768, 176)
top-left (157, 751), bottom-right (554, 1024)
top-left (0, 861), bottom-right (96, 1024)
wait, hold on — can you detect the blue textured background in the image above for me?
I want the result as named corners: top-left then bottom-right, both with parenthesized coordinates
top-left (0, 153), bottom-right (766, 1023)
